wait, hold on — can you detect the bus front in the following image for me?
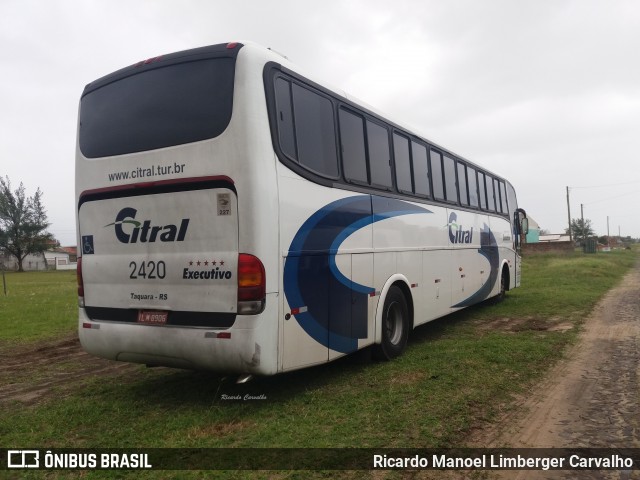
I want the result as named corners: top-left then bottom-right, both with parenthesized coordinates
top-left (75, 43), bottom-right (278, 375)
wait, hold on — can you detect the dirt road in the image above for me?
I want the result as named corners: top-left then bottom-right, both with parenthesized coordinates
top-left (476, 263), bottom-right (640, 479)
top-left (0, 336), bottom-right (135, 405)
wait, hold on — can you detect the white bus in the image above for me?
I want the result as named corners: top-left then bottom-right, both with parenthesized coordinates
top-left (76, 42), bottom-right (527, 377)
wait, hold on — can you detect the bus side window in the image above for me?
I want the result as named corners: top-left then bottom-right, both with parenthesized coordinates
top-left (274, 77), bottom-right (297, 160)
top-left (412, 141), bottom-right (430, 197)
top-left (457, 161), bottom-right (469, 206)
top-left (430, 150), bottom-right (444, 200)
top-left (485, 174), bottom-right (496, 211)
top-left (467, 166), bottom-right (478, 207)
top-left (478, 172), bottom-right (487, 209)
top-left (291, 83), bottom-right (339, 178)
top-left (499, 181), bottom-right (509, 214)
top-left (393, 133), bottom-right (412, 194)
top-left (443, 155), bottom-right (457, 203)
top-left (339, 108), bottom-right (368, 184)
top-left (367, 120), bottom-right (392, 189)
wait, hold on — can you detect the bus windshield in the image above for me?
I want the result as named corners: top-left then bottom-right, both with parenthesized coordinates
top-left (79, 57), bottom-right (236, 158)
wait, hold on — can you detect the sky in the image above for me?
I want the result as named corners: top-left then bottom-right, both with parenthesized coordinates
top-left (1, 0), bottom-right (639, 246)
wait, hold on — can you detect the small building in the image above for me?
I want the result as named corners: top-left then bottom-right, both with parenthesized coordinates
top-left (525, 216), bottom-right (540, 243)
top-left (1, 246), bottom-right (78, 271)
top-left (538, 234), bottom-right (572, 243)
top-left (58, 246), bottom-right (78, 263)
top-left (44, 249), bottom-right (71, 270)
top-left (524, 232), bottom-right (574, 255)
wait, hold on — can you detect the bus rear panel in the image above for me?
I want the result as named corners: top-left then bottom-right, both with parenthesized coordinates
top-left (76, 43), bottom-right (278, 375)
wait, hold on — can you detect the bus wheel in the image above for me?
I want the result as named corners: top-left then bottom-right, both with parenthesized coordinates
top-left (374, 285), bottom-right (410, 361)
top-left (493, 268), bottom-right (508, 303)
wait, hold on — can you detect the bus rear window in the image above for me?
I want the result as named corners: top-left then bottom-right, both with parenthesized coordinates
top-left (79, 57), bottom-right (236, 158)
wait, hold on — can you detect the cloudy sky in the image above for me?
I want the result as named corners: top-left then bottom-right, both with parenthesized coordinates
top-left (2, 0), bottom-right (639, 245)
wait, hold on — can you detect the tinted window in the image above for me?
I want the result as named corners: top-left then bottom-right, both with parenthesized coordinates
top-left (367, 121), bottom-right (392, 188)
top-left (485, 175), bottom-right (496, 211)
top-left (499, 181), bottom-right (508, 214)
top-left (291, 84), bottom-right (338, 177)
top-left (274, 77), bottom-right (296, 159)
top-left (478, 172), bottom-right (487, 209)
top-left (339, 109), bottom-right (367, 183)
top-left (394, 133), bottom-right (412, 193)
top-left (412, 141), bottom-right (430, 197)
top-left (443, 155), bottom-right (457, 202)
top-left (80, 58), bottom-right (236, 158)
top-left (467, 166), bottom-right (479, 207)
top-left (457, 162), bottom-right (468, 206)
top-left (493, 178), bottom-right (502, 213)
top-left (430, 150), bottom-right (444, 200)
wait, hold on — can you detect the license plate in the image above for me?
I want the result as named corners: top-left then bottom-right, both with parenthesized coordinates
top-left (137, 310), bottom-right (168, 325)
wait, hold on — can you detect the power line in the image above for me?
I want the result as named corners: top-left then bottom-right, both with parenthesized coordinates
top-left (571, 180), bottom-right (640, 189)
top-left (583, 189), bottom-right (638, 206)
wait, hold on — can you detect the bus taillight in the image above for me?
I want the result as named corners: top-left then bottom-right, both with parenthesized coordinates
top-left (77, 256), bottom-right (85, 307)
top-left (237, 253), bottom-right (265, 315)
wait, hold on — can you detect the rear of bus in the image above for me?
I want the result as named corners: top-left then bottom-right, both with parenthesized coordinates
top-left (75, 43), bottom-right (279, 375)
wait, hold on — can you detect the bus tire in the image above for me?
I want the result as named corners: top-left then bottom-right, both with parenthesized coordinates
top-left (373, 285), bottom-right (410, 361)
top-left (492, 267), bottom-right (509, 303)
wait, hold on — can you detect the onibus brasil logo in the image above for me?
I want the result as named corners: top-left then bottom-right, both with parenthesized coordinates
top-left (105, 207), bottom-right (189, 243)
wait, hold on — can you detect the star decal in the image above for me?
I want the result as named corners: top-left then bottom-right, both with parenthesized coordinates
top-left (186, 259), bottom-right (227, 267)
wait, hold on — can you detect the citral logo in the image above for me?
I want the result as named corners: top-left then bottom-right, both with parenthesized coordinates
top-left (105, 207), bottom-right (189, 243)
top-left (447, 212), bottom-right (474, 244)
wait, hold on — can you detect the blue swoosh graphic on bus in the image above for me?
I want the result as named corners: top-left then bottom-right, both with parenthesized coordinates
top-left (284, 195), bottom-right (430, 354)
top-left (452, 224), bottom-right (500, 308)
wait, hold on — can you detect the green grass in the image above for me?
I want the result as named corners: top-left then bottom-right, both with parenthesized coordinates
top-left (0, 249), bottom-right (638, 478)
top-left (473, 249), bottom-right (638, 322)
top-left (0, 270), bottom-right (77, 343)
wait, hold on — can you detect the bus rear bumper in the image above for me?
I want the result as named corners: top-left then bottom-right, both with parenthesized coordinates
top-left (78, 298), bottom-right (278, 376)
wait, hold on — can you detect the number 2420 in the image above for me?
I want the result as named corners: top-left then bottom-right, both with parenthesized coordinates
top-left (129, 261), bottom-right (166, 279)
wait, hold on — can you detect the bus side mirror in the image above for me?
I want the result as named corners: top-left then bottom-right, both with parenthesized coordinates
top-left (514, 208), bottom-right (528, 236)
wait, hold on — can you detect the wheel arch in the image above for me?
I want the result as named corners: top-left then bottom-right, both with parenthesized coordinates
top-left (501, 260), bottom-right (511, 292)
top-left (374, 274), bottom-right (414, 345)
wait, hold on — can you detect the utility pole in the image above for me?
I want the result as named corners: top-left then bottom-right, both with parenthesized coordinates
top-left (566, 186), bottom-right (572, 242)
top-left (607, 216), bottom-right (610, 247)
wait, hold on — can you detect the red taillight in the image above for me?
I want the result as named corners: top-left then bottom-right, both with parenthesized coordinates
top-left (226, 42), bottom-right (238, 49)
top-left (237, 254), bottom-right (265, 315)
top-left (77, 257), bottom-right (84, 298)
top-left (237, 254), bottom-right (265, 302)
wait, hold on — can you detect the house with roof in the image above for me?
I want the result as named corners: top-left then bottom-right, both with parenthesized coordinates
top-left (1, 246), bottom-right (77, 271)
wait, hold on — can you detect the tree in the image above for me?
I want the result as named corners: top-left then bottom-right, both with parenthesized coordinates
top-left (565, 218), bottom-right (594, 242)
top-left (0, 176), bottom-right (54, 272)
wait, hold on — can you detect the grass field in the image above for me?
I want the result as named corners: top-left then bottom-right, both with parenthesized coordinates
top-left (0, 270), bottom-right (77, 343)
top-left (1, 249), bottom-right (638, 478)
